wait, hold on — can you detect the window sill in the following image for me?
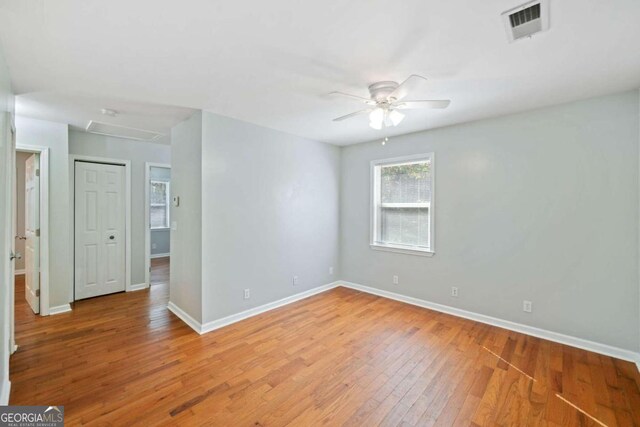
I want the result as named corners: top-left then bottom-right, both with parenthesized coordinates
top-left (370, 244), bottom-right (434, 257)
top-left (150, 227), bottom-right (171, 231)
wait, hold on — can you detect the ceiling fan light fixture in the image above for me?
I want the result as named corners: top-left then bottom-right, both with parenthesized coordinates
top-left (389, 109), bottom-right (404, 126)
top-left (369, 108), bottom-right (383, 122)
top-left (369, 107), bottom-right (404, 129)
top-left (369, 108), bottom-right (384, 130)
top-left (369, 120), bottom-right (383, 130)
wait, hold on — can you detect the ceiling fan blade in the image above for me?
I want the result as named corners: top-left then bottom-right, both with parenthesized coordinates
top-left (329, 91), bottom-right (375, 104)
top-left (389, 74), bottom-right (429, 101)
top-left (396, 100), bottom-right (451, 109)
top-left (332, 108), bottom-right (374, 122)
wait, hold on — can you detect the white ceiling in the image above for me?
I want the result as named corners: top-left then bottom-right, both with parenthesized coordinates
top-left (0, 0), bottom-right (639, 146)
top-left (16, 92), bottom-right (194, 144)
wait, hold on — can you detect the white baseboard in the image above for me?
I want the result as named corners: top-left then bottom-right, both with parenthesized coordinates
top-left (339, 281), bottom-right (640, 367)
top-left (165, 279), bottom-right (640, 370)
top-left (150, 253), bottom-right (170, 259)
top-left (1, 378), bottom-right (11, 405)
top-left (128, 282), bottom-right (149, 292)
top-left (167, 301), bottom-right (203, 334)
top-left (200, 282), bottom-right (340, 334)
top-left (167, 282), bottom-right (341, 335)
top-left (48, 304), bottom-right (72, 315)
top-left (14, 269), bottom-right (24, 276)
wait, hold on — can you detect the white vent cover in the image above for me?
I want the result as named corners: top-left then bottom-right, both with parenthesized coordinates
top-left (86, 121), bottom-right (164, 141)
top-left (502, 0), bottom-right (549, 42)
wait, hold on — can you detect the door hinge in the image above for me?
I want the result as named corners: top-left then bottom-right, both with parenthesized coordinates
top-left (35, 169), bottom-right (40, 177)
top-left (36, 289), bottom-right (40, 297)
top-left (35, 229), bottom-right (40, 237)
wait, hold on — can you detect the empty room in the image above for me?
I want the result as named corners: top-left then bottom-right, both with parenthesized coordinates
top-left (0, 0), bottom-right (639, 426)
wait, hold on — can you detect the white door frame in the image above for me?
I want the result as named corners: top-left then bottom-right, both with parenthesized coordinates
top-left (2, 114), bottom-right (15, 405)
top-left (144, 162), bottom-right (171, 286)
top-left (9, 129), bottom-right (16, 356)
top-left (15, 144), bottom-right (50, 318)
top-left (70, 154), bottom-right (132, 299)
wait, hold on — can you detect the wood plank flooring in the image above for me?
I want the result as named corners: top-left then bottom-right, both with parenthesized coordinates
top-left (151, 256), bottom-right (170, 286)
top-left (10, 272), bottom-right (640, 426)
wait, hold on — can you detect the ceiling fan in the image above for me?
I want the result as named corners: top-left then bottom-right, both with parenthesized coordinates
top-left (330, 75), bottom-right (450, 130)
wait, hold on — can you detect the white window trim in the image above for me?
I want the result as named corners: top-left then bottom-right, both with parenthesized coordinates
top-left (149, 180), bottom-right (170, 230)
top-left (370, 153), bottom-right (435, 257)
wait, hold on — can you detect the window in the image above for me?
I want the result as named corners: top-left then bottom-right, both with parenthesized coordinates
top-left (371, 154), bottom-right (434, 256)
top-left (150, 180), bottom-right (170, 229)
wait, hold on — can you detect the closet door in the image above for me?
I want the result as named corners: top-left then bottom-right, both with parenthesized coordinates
top-left (75, 161), bottom-right (125, 300)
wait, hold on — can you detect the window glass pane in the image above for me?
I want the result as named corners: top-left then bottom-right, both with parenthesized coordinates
top-left (150, 206), bottom-right (168, 228)
top-left (380, 207), bottom-right (429, 247)
top-left (374, 157), bottom-right (432, 249)
top-left (380, 161), bottom-right (431, 203)
top-left (150, 182), bottom-right (167, 205)
top-left (150, 181), bottom-right (169, 228)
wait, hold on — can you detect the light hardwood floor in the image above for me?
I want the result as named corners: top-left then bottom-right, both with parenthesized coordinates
top-left (10, 271), bottom-right (640, 426)
top-left (151, 256), bottom-right (170, 286)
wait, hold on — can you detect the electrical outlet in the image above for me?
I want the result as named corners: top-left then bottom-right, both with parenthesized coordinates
top-left (329, 266), bottom-right (334, 275)
top-left (244, 289), bottom-right (250, 299)
top-left (523, 300), bottom-right (532, 313)
top-left (393, 275), bottom-right (399, 285)
top-left (451, 287), bottom-right (458, 297)
top-left (293, 276), bottom-right (299, 286)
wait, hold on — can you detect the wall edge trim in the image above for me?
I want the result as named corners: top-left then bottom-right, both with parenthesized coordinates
top-left (340, 281), bottom-right (640, 367)
top-left (48, 304), bottom-right (72, 315)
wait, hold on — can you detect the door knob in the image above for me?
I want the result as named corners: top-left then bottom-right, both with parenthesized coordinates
top-left (15, 236), bottom-right (27, 240)
top-left (9, 252), bottom-right (22, 261)
top-left (109, 235), bottom-right (115, 240)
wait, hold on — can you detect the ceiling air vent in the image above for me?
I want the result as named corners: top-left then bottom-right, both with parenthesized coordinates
top-left (86, 121), bottom-right (164, 142)
top-left (502, 0), bottom-right (549, 42)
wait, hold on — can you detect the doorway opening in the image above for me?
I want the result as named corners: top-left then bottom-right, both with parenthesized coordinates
top-left (144, 163), bottom-right (171, 286)
top-left (15, 151), bottom-right (40, 314)
top-left (12, 144), bottom-right (50, 357)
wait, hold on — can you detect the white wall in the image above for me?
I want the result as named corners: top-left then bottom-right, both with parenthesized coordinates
top-left (13, 152), bottom-right (30, 271)
top-left (340, 90), bottom-right (640, 352)
top-left (69, 130), bottom-right (170, 286)
top-left (0, 39), bottom-right (14, 405)
top-left (15, 116), bottom-right (71, 308)
top-left (170, 112), bottom-right (203, 322)
top-left (169, 111), bottom-right (341, 325)
top-left (151, 230), bottom-right (170, 256)
top-left (200, 112), bottom-right (340, 324)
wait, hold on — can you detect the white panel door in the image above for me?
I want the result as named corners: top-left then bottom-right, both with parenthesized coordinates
top-left (24, 153), bottom-right (40, 314)
top-left (75, 161), bottom-right (126, 300)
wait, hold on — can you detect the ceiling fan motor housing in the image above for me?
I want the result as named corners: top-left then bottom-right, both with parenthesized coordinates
top-left (368, 81), bottom-right (399, 103)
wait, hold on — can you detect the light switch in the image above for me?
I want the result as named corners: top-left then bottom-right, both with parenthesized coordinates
top-left (171, 221), bottom-right (177, 231)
